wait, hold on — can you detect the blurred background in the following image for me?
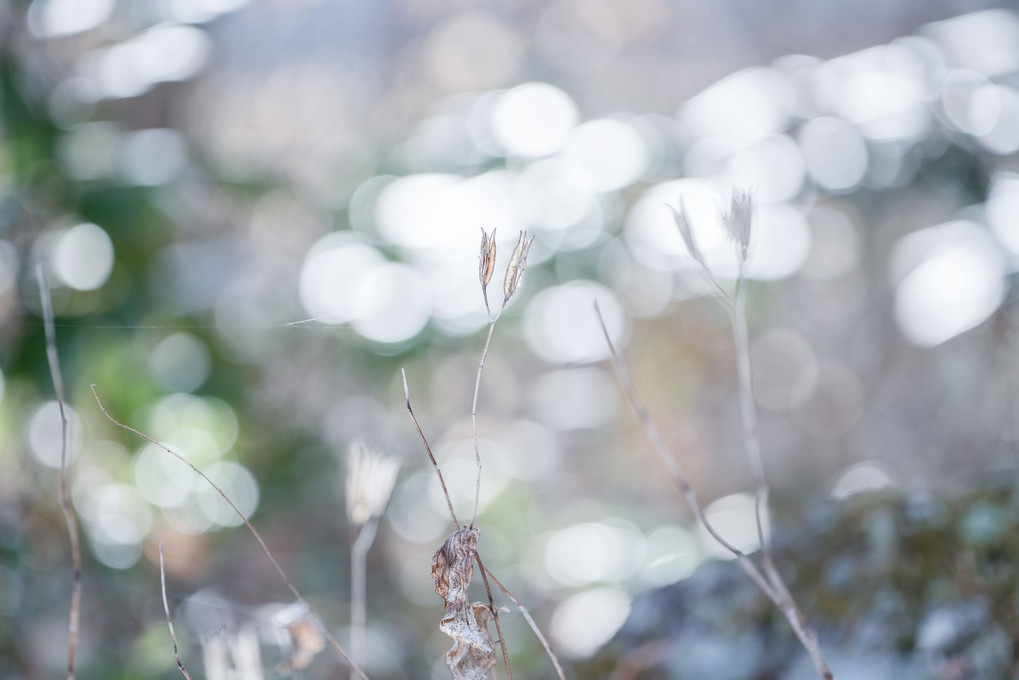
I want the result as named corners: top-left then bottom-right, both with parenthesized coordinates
top-left (3, 0), bottom-right (1019, 678)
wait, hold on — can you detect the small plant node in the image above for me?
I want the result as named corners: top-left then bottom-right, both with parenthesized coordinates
top-left (502, 231), bottom-right (534, 308)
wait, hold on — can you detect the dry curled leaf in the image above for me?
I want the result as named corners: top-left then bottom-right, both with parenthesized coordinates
top-left (273, 602), bottom-right (326, 673)
top-left (445, 603), bottom-right (497, 680)
top-left (432, 528), bottom-right (496, 678)
top-left (502, 231), bottom-right (534, 306)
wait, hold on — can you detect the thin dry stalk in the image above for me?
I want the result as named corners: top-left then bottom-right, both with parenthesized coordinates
top-left (593, 303), bottom-right (833, 680)
top-left (160, 543), bottom-right (194, 680)
top-left (36, 264), bottom-right (82, 680)
top-left (90, 386), bottom-right (370, 680)
top-left (470, 319), bottom-right (497, 530)
top-left (482, 567), bottom-right (566, 680)
top-left (402, 369), bottom-right (459, 527)
top-left (474, 555), bottom-right (511, 680)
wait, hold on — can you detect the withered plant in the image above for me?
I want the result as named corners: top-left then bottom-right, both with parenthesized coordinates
top-left (596, 191), bottom-right (835, 680)
top-left (403, 228), bottom-right (565, 680)
top-left (345, 440), bottom-right (399, 670)
top-left (91, 387), bottom-right (366, 679)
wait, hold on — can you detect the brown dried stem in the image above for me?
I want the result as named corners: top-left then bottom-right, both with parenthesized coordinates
top-left (90, 385), bottom-right (369, 680)
top-left (36, 264), bottom-right (82, 680)
top-left (474, 554), bottom-right (511, 680)
top-left (593, 303), bottom-right (833, 679)
top-left (159, 543), bottom-right (194, 680)
top-left (482, 567), bottom-right (565, 680)
top-left (402, 369), bottom-right (459, 527)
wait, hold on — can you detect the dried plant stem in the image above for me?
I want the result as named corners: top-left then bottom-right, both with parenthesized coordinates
top-left (470, 319), bottom-right (498, 529)
top-left (350, 520), bottom-right (378, 671)
top-left (474, 554), bottom-right (511, 680)
top-left (90, 386), bottom-right (370, 680)
top-left (593, 304), bottom-right (833, 680)
top-left (37, 264), bottom-right (82, 680)
top-left (160, 543), bottom-right (194, 680)
top-left (731, 281), bottom-right (771, 565)
top-left (402, 369), bottom-right (459, 527)
top-left (482, 567), bottom-right (565, 680)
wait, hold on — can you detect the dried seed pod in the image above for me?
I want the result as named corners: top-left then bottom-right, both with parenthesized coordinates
top-left (724, 189), bottom-right (754, 263)
top-left (668, 201), bottom-right (705, 267)
top-left (502, 230), bottom-right (535, 306)
top-left (479, 227), bottom-right (497, 291)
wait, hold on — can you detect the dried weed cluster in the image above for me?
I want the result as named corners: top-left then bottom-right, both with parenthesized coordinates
top-left (36, 193), bottom-right (835, 680)
top-left (598, 190), bottom-right (834, 680)
top-left (405, 227), bottom-right (564, 680)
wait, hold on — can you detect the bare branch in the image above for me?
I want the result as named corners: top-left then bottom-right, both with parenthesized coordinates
top-left (90, 386), bottom-right (370, 680)
top-left (160, 544), bottom-right (194, 680)
top-left (402, 369), bottom-right (459, 527)
top-left (482, 566), bottom-right (565, 680)
top-left (36, 263), bottom-right (82, 680)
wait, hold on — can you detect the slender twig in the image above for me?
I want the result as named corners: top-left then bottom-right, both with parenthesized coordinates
top-left (402, 369), bottom-right (459, 527)
top-left (474, 554), bottom-right (511, 680)
top-left (482, 567), bottom-right (565, 680)
top-left (160, 543), bottom-right (194, 680)
top-left (594, 302), bottom-right (833, 678)
top-left (593, 303), bottom-right (778, 601)
top-left (37, 264), bottom-right (81, 680)
top-left (731, 277), bottom-right (772, 569)
top-left (470, 319), bottom-right (498, 529)
top-left (90, 386), bottom-right (370, 680)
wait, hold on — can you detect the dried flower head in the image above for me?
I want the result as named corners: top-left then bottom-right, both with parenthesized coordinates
top-left (502, 230), bottom-right (535, 306)
top-left (345, 440), bottom-right (399, 528)
top-left (724, 189), bottom-right (754, 263)
top-left (273, 602), bottom-right (326, 672)
top-left (478, 227), bottom-right (497, 292)
top-left (668, 201), bottom-right (705, 267)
